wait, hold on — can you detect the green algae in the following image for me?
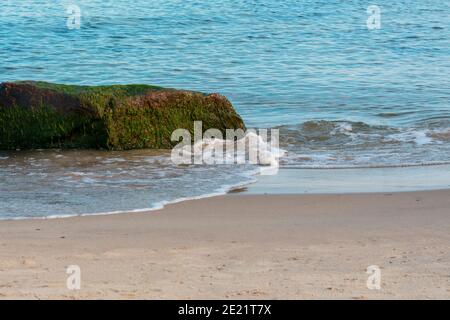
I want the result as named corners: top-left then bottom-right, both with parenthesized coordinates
top-left (0, 81), bottom-right (245, 150)
top-left (0, 105), bottom-right (107, 149)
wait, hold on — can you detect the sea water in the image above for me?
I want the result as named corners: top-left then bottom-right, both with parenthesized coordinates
top-left (0, 0), bottom-right (449, 218)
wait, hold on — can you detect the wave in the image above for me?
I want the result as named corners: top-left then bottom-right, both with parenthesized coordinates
top-left (174, 130), bottom-right (287, 168)
top-left (274, 119), bottom-right (450, 168)
top-left (277, 119), bottom-right (450, 143)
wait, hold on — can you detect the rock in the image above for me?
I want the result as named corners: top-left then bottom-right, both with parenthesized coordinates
top-left (0, 81), bottom-right (245, 150)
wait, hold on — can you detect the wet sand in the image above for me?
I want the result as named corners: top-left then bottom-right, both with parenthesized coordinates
top-left (0, 191), bottom-right (449, 299)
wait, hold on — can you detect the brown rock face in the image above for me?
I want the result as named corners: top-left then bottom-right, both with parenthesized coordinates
top-left (0, 82), bottom-right (83, 114)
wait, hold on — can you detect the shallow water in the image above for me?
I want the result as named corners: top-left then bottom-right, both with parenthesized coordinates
top-left (246, 165), bottom-right (450, 194)
top-left (0, 1), bottom-right (449, 217)
top-left (0, 150), bottom-right (256, 218)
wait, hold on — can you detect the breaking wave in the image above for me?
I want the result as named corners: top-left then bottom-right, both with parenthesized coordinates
top-left (276, 119), bottom-right (450, 168)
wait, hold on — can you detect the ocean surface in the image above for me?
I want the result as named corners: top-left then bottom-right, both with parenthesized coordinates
top-left (0, 0), bottom-right (449, 218)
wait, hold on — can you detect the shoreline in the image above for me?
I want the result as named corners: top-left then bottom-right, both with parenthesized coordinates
top-left (3, 186), bottom-right (450, 222)
top-left (2, 164), bottom-right (450, 221)
top-left (1, 190), bottom-right (449, 299)
top-left (0, 176), bottom-right (258, 221)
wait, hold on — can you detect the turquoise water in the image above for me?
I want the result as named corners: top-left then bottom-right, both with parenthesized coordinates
top-left (0, 1), bottom-right (449, 217)
top-left (1, 1), bottom-right (449, 127)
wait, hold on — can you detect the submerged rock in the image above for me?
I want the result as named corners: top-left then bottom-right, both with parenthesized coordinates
top-left (0, 81), bottom-right (245, 150)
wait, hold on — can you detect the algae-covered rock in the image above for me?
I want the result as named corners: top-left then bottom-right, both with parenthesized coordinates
top-left (0, 81), bottom-right (245, 150)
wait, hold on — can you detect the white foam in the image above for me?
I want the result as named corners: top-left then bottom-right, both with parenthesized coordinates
top-left (81, 177), bottom-right (98, 184)
top-left (180, 131), bottom-right (287, 167)
top-left (69, 172), bottom-right (92, 176)
top-left (415, 132), bottom-right (433, 145)
top-left (332, 122), bottom-right (354, 135)
top-left (385, 129), bottom-right (434, 145)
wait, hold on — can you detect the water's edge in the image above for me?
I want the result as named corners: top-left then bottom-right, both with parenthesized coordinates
top-left (3, 164), bottom-right (450, 221)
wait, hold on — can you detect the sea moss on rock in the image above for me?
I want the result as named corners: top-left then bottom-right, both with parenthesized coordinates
top-left (0, 81), bottom-right (245, 150)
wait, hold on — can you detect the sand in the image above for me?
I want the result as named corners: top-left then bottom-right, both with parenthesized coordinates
top-left (0, 191), bottom-right (449, 299)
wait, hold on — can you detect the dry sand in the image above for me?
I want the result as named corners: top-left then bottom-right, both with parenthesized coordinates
top-left (0, 191), bottom-right (449, 299)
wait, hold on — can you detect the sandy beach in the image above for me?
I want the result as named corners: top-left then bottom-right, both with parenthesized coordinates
top-left (0, 190), bottom-right (449, 299)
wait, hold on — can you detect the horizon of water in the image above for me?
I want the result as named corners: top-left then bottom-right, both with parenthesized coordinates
top-left (0, 0), bottom-right (449, 218)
